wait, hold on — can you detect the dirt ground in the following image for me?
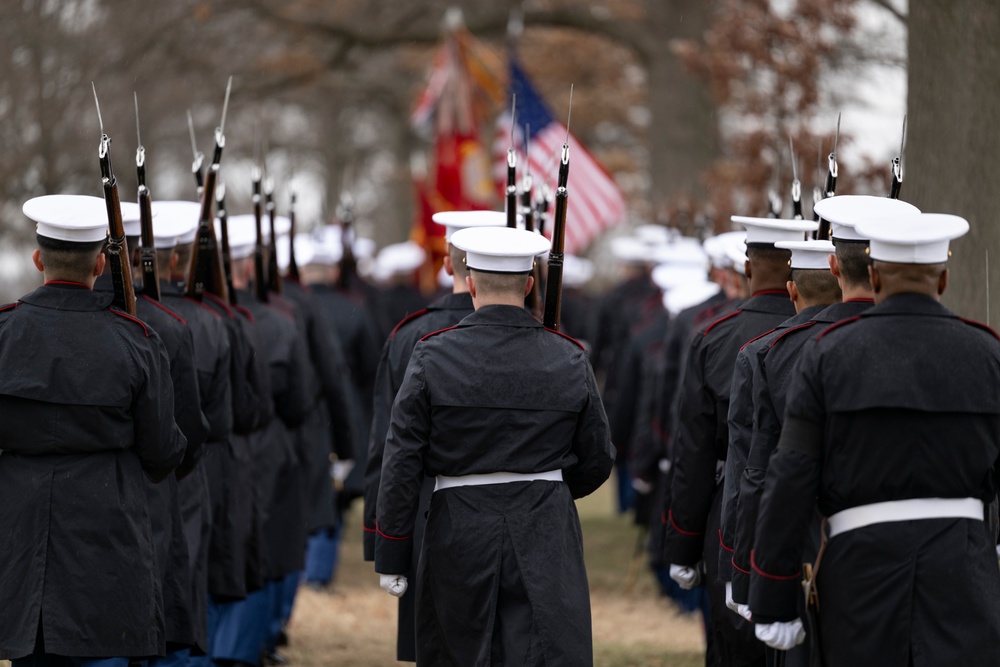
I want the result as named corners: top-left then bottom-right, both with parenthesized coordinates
top-left (284, 484), bottom-right (706, 666)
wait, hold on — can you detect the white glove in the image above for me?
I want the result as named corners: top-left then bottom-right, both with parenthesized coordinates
top-left (631, 477), bottom-right (653, 495)
top-left (725, 581), bottom-right (739, 613)
top-left (995, 543), bottom-right (1000, 559)
top-left (331, 460), bottom-right (355, 484)
top-left (669, 563), bottom-right (701, 590)
top-left (379, 574), bottom-right (408, 598)
top-left (754, 619), bottom-right (805, 650)
top-left (738, 603), bottom-right (752, 621)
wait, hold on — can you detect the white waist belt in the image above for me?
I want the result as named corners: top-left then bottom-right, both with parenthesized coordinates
top-left (828, 497), bottom-right (984, 538)
top-left (434, 469), bottom-right (563, 492)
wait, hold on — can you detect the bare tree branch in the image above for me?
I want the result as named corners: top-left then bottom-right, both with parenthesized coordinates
top-left (866, 0), bottom-right (908, 26)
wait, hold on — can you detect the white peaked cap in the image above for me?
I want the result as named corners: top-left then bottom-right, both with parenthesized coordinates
top-left (119, 202), bottom-right (143, 238)
top-left (731, 216), bottom-right (818, 245)
top-left (813, 195), bottom-right (921, 242)
top-left (375, 241), bottom-right (427, 278)
top-left (220, 214), bottom-right (258, 261)
top-left (275, 233), bottom-right (319, 271)
top-left (432, 210), bottom-right (508, 242)
top-left (633, 224), bottom-right (671, 247)
top-left (610, 236), bottom-right (650, 263)
top-left (664, 280), bottom-right (722, 317)
top-left (774, 240), bottom-right (836, 270)
top-left (152, 200), bottom-right (201, 247)
top-left (654, 238), bottom-right (709, 270)
top-left (652, 264), bottom-right (708, 291)
top-left (261, 215), bottom-right (292, 242)
top-left (451, 226), bottom-right (551, 273)
top-left (703, 231), bottom-right (747, 270)
top-left (725, 236), bottom-right (749, 276)
top-left (857, 213), bottom-right (969, 264)
top-left (24, 194), bottom-right (109, 243)
top-left (562, 255), bottom-right (595, 288)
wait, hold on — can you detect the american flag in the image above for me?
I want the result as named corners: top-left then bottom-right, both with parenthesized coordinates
top-left (493, 59), bottom-right (627, 254)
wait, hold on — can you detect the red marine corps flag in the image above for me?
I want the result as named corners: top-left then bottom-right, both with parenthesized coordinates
top-left (410, 9), bottom-right (504, 292)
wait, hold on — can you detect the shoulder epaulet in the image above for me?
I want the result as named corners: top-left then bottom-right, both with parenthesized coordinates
top-left (0, 302), bottom-right (20, 314)
top-left (205, 293), bottom-right (235, 319)
top-left (704, 308), bottom-right (743, 336)
top-left (740, 326), bottom-right (778, 351)
top-left (816, 315), bottom-right (862, 341)
top-left (184, 296), bottom-right (222, 319)
top-left (959, 317), bottom-right (1000, 341)
top-left (769, 320), bottom-right (818, 348)
top-left (233, 305), bottom-right (255, 323)
top-left (419, 324), bottom-right (460, 342)
top-left (544, 326), bottom-right (586, 351)
top-left (110, 308), bottom-right (150, 337)
top-left (391, 308), bottom-right (429, 340)
top-left (141, 295), bottom-right (187, 325)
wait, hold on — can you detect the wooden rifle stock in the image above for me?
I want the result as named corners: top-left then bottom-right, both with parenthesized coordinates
top-left (187, 154), bottom-right (227, 302)
top-left (265, 182), bottom-right (282, 294)
top-left (252, 169), bottom-right (269, 302)
top-left (99, 137), bottom-right (137, 316)
top-left (288, 192), bottom-right (300, 282)
top-left (542, 144), bottom-right (569, 330)
top-left (216, 183), bottom-right (236, 305)
top-left (136, 153), bottom-right (159, 300)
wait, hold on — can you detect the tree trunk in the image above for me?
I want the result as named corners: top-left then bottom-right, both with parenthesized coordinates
top-left (645, 0), bottom-right (720, 218)
top-left (907, 0), bottom-right (1000, 321)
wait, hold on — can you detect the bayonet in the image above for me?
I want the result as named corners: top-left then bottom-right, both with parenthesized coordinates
top-left (789, 132), bottom-right (802, 220)
top-left (889, 114), bottom-right (905, 199)
top-left (506, 93), bottom-right (518, 229)
top-left (187, 109), bottom-right (205, 196)
top-left (824, 111), bottom-right (840, 199)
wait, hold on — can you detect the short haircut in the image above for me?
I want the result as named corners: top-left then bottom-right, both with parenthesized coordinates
top-left (449, 244), bottom-right (469, 281)
top-left (37, 235), bottom-right (105, 281)
top-left (790, 268), bottom-right (842, 304)
top-left (747, 245), bottom-right (792, 281)
top-left (833, 240), bottom-right (871, 288)
top-left (872, 260), bottom-right (946, 291)
top-left (469, 269), bottom-right (528, 299)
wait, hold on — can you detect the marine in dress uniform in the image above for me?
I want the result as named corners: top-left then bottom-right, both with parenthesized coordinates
top-left (363, 210), bottom-right (504, 662)
top-left (749, 212), bottom-right (1000, 666)
top-left (369, 241), bottom-right (430, 341)
top-left (375, 226), bottom-right (615, 666)
top-left (719, 239), bottom-right (842, 666)
top-left (211, 214), bottom-right (312, 667)
top-left (97, 205), bottom-right (212, 666)
top-left (728, 197), bottom-right (916, 616)
top-left (154, 201), bottom-right (235, 658)
top-left (664, 215), bottom-right (816, 667)
top-left (0, 195), bottom-right (184, 667)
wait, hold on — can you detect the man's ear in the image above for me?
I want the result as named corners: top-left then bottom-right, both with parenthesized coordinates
top-left (32, 249), bottom-right (44, 273)
top-left (524, 274), bottom-right (534, 297)
top-left (938, 268), bottom-right (949, 295)
top-left (743, 259), bottom-right (752, 280)
top-left (466, 275), bottom-right (476, 299)
top-left (94, 252), bottom-right (106, 277)
top-left (443, 253), bottom-right (454, 277)
top-left (868, 264), bottom-right (881, 295)
top-left (786, 279), bottom-right (798, 303)
top-left (829, 253), bottom-right (842, 278)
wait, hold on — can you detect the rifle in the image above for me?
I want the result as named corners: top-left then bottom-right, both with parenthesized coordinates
top-left (336, 185), bottom-right (358, 290)
top-left (265, 176), bottom-right (282, 294)
top-left (888, 115), bottom-right (905, 200)
top-left (251, 163), bottom-right (269, 303)
top-left (216, 182), bottom-right (236, 305)
top-left (816, 113), bottom-right (841, 240)
top-left (187, 109), bottom-right (205, 200)
top-left (506, 94), bottom-right (518, 229)
top-left (521, 125), bottom-right (542, 315)
top-left (788, 133), bottom-right (803, 221)
top-left (811, 143), bottom-right (823, 224)
top-left (186, 76), bottom-right (232, 302)
top-left (92, 83), bottom-right (136, 316)
top-left (134, 92), bottom-right (159, 300)
top-left (287, 188), bottom-right (300, 282)
top-left (542, 86), bottom-right (573, 331)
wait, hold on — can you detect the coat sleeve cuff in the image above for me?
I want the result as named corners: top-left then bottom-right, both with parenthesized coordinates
top-left (374, 527), bottom-right (413, 575)
top-left (747, 550), bottom-right (801, 622)
top-left (662, 510), bottom-right (706, 565)
top-left (363, 525), bottom-right (376, 562)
